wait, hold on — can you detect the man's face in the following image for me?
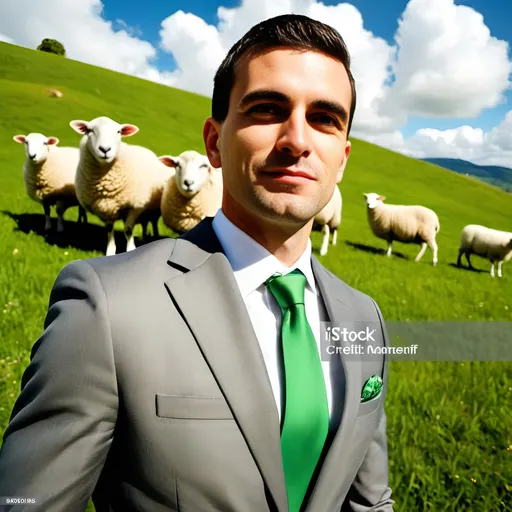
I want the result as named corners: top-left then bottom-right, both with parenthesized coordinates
top-left (204, 47), bottom-right (352, 228)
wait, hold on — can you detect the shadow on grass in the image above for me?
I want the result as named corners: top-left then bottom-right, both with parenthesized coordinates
top-left (447, 262), bottom-right (488, 274)
top-left (345, 240), bottom-right (408, 260)
top-left (2, 211), bottom-right (168, 254)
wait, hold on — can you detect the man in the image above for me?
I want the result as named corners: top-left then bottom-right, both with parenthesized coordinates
top-left (0, 14), bottom-right (394, 512)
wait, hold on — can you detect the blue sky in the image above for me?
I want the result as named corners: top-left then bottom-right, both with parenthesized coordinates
top-left (100, 0), bottom-right (512, 138)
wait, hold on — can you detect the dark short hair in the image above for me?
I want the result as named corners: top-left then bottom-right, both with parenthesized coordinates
top-left (212, 14), bottom-right (357, 137)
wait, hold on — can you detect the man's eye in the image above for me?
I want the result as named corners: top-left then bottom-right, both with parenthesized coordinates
top-left (248, 104), bottom-right (280, 115)
top-left (311, 114), bottom-right (338, 126)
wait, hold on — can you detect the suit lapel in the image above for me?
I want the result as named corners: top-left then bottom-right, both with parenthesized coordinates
top-left (306, 258), bottom-right (362, 511)
top-left (164, 219), bottom-right (288, 512)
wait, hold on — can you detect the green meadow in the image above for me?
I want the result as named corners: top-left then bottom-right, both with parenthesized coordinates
top-left (0, 42), bottom-right (511, 511)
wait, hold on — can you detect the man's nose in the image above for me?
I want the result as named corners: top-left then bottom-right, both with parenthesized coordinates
top-left (275, 113), bottom-right (312, 157)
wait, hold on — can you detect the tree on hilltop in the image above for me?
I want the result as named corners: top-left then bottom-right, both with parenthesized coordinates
top-left (37, 38), bottom-right (66, 57)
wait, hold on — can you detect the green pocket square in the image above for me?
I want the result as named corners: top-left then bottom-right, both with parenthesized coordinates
top-left (361, 375), bottom-right (383, 402)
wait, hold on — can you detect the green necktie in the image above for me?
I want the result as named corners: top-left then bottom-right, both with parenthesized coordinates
top-left (265, 269), bottom-right (329, 512)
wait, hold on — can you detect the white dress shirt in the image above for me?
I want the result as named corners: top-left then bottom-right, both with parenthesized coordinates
top-left (212, 209), bottom-right (333, 420)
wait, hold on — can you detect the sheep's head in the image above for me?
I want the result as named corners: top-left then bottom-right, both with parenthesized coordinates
top-left (13, 133), bottom-right (59, 164)
top-left (363, 192), bottom-right (386, 209)
top-left (159, 151), bottom-right (216, 198)
top-left (69, 116), bottom-right (138, 165)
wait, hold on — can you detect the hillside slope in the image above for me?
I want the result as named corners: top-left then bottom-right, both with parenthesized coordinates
top-left (0, 41), bottom-right (511, 511)
top-left (422, 157), bottom-right (512, 192)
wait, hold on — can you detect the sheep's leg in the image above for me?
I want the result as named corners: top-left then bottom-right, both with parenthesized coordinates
top-left (386, 242), bottom-right (392, 257)
top-left (152, 217), bottom-right (159, 238)
top-left (105, 222), bottom-right (116, 256)
top-left (332, 227), bottom-right (338, 247)
top-left (124, 209), bottom-right (144, 252)
top-left (490, 261), bottom-right (495, 278)
top-left (320, 224), bottom-right (330, 256)
top-left (56, 200), bottom-right (69, 233)
top-left (42, 201), bottom-right (52, 232)
top-left (415, 242), bottom-right (428, 263)
top-left (430, 239), bottom-right (438, 266)
top-left (457, 249), bottom-right (463, 267)
top-left (497, 261), bottom-right (503, 278)
top-left (141, 220), bottom-right (148, 241)
top-left (78, 205), bottom-right (88, 224)
top-left (465, 252), bottom-right (474, 269)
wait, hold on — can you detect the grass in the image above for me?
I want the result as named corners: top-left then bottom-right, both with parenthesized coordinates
top-left (0, 41), bottom-right (511, 511)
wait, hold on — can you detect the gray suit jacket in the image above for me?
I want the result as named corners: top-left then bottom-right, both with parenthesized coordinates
top-left (0, 217), bottom-right (394, 511)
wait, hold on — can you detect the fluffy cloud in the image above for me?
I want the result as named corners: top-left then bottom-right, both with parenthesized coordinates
top-left (0, 0), bottom-right (159, 80)
top-left (367, 110), bottom-right (512, 167)
top-left (156, 0), bottom-right (511, 140)
top-left (0, 33), bottom-right (15, 44)
top-left (383, 0), bottom-right (512, 119)
top-left (157, 1), bottom-right (397, 134)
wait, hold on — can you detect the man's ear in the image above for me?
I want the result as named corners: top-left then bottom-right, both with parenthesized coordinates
top-left (336, 140), bottom-right (351, 183)
top-left (203, 117), bottom-right (222, 169)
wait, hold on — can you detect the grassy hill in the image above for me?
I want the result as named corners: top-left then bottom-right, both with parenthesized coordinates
top-left (0, 41), bottom-right (511, 511)
top-left (422, 157), bottom-right (512, 193)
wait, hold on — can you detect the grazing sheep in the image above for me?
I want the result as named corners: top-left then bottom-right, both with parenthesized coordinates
top-left (159, 151), bottom-right (223, 234)
top-left (457, 224), bottom-right (512, 278)
top-left (46, 88), bottom-right (63, 98)
top-left (312, 185), bottom-right (342, 256)
top-left (69, 116), bottom-right (173, 256)
top-left (13, 133), bottom-right (87, 232)
top-left (364, 192), bottom-right (440, 266)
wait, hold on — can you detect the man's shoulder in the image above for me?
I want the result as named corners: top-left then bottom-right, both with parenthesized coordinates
top-left (82, 237), bottom-right (179, 278)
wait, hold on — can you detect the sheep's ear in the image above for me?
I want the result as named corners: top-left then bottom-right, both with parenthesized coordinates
top-left (13, 135), bottom-right (26, 144)
top-left (120, 124), bottom-right (139, 137)
top-left (159, 155), bottom-right (179, 168)
top-left (378, 195), bottom-right (386, 201)
top-left (47, 137), bottom-right (59, 145)
top-left (70, 120), bottom-right (90, 134)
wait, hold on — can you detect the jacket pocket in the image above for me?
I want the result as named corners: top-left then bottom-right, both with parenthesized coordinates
top-left (155, 394), bottom-right (234, 420)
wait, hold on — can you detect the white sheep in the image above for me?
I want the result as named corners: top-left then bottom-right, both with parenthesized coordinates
top-left (69, 116), bottom-right (173, 256)
top-left (46, 88), bottom-right (63, 98)
top-left (364, 192), bottom-right (440, 266)
top-left (158, 150), bottom-right (223, 234)
top-left (13, 133), bottom-right (87, 232)
top-left (457, 224), bottom-right (512, 278)
top-left (312, 185), bottom-right (342, 256)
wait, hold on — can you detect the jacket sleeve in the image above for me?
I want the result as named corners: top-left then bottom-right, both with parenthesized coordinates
top-left (341, 298), bottom-right (394, 511)
top-left (0, 259), bottom-right (119, 511)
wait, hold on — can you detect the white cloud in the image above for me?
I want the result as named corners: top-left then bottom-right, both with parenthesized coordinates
top-left (157, 10), bottom-right (226, 93)
top-left (367, 111), bottom-right (512, 168)
top-left (383, 0), bottom-right (512, 119)
top-left (157, 0), bottom-right (397, 134)
top-left (0, 0), bottom-right (161, 81)
top-left (156, 0), bottom-right (511, 138)
top-left (0, 33), bottom-right (16, 44)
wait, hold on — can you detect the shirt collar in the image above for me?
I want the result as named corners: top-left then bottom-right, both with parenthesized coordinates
top-left (212, 209), bottom-right (317, 298)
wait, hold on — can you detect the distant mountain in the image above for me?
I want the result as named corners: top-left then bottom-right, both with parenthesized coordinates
top-left (422, 158), bottom-right (512, 193)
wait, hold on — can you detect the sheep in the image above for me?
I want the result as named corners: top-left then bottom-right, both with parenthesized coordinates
top-left (69, 116), bottom-right (173, 256)
top-left (46, 88), bottom-right (63, 98)
top-left (457, 224), bottom-right (512, 278)
top-left (13, 133), bottom-right (87, 232)
top-left (312, 185), bottom-right (342, 256)
top-left (363, 192), bottom-right (440, 266)
top-left (158, 150), bottom-right (223, 234)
